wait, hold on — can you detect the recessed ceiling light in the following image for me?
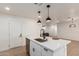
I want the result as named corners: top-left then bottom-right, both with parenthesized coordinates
top-left (5, 7), bottom-right (10, 11)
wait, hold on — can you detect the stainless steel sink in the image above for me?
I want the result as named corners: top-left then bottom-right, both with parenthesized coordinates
top-left (34, 38), bottom-right (47, 42)
top-left (52, 38), bottom-right (60, 40)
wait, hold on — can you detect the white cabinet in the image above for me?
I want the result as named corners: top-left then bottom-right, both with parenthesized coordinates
top-left (30, 41), bottom-right (42, 56)
top-left (30, 40), bottom-right (67, 56)
top-left (41, 47), bottom-right (53, 56)
top-left (53, 46), bottom-right (67, 56)
top-left (30, 41), bottom-right (53, 56)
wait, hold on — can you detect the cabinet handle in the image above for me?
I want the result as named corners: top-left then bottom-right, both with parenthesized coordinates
top-left (44, 48), bottom-right (48, 51)
top-left (33, 48), bottom-right (35, 52)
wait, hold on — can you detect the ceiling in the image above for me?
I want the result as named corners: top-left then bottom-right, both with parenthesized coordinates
top-left (0, 3), bottom-right (79, 22)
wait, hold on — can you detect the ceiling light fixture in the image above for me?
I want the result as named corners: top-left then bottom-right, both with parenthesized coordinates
top-left (5, 7), bottom-right (10, 11)
top-left (69, 18), bottom-right (76, 28)
top-left (37, 11), bottom-right (41, 23)
top-left (37, 5), bottom-right (52, 24)
top-left (46, 5), bottom-right (51, 22)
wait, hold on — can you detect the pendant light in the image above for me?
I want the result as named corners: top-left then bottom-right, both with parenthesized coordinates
top-left (46, 5), bottom-right (51, 22)
top-left (69, 18), bottom-right (76, 28)
top-left (37, 11), bottom-right (41, 23)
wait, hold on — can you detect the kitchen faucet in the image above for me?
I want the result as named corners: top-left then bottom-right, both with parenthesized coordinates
top-left (40, 29), bottom-right (49, 40)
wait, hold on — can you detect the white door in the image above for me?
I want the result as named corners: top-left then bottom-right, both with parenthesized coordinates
top-left (9, 20), bottom-right (22, 48)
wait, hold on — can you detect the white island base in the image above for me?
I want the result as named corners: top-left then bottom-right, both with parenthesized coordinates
top-left (29, 37), bottom-right (71, 56)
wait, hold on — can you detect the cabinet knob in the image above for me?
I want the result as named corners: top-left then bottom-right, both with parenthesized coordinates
top-left (33, 48), bottom-right (35, 52)
top-left (44, 48), bottom-right (48, 51)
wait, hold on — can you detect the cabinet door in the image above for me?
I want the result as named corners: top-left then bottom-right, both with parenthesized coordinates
top-left (30, 41), bottom-right (41, 56)
top-left (41, 47), bottom-right (53, 56)
top-left (53, 46), bottom-right (66, 56)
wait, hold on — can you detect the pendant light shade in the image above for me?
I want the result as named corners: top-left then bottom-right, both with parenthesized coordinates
top-left (46, 17), bottom-right (51, 22)
top-left (46, 5), bottom-right (51, 22)
top-left (37, 20), bottom-right (41, 23)
top-left (37, 11), bottom-right (41, 23)
top-left (69, 18), bottom-right (76, 28)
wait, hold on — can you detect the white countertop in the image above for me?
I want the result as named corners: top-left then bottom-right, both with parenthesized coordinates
top-left (27, 37), bottom-right (71, 52)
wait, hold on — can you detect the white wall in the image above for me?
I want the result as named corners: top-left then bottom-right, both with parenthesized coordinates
top-left (22, 19), bottom-right (42, 41)
top-left (45, 24), bottom-right (57, 37)
top-left (0, 12), bottom-right (43, 49)
top-left (0, 13), bottom-right (26, 51)
top-left (0, 16), bottom-right (9, 51)
top-left (22, 18), bottom-right (58, 41)
top-left (57, 20), bottom-right (79, 41)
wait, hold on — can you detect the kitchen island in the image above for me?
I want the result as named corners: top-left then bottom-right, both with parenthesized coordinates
top-left (27, 37), bottom-right (71, 56)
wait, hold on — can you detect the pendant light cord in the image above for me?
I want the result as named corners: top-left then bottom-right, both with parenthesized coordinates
top-left (48, 7), bottom-right (49, 17)
top-left (38, 11), bottom-right (41, 18)
top-left (47, 5), bottom-right (50, 17)
top-left (72, 18), bottom-right (74, 23)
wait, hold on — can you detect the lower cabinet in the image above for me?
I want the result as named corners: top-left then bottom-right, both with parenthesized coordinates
top-left (41, 47), bottom-right (53, 56)
top-left (30, 41), bottom-right (42, 56)
top-left (30, 40), bottom-right (67, 56)
top-left (30, 41), bottom-right (53, 56)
